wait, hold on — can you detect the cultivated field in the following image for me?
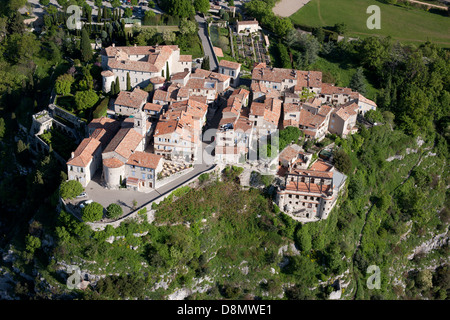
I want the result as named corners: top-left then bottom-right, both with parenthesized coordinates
top-left (289, 0), bottom-right (450, 46)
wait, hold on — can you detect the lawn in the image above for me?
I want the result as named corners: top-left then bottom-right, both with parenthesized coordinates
top-left (290, 0), bottom-right (450, 47)
top-left (309, 56), bottom-right (378, 100)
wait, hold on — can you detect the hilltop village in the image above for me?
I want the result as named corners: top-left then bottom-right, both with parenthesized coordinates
top-left (56, 43), bottom-right (377, 223)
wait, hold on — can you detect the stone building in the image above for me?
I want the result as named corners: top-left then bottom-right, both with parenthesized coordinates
top-left (276, 159), bottom-right (341, 222)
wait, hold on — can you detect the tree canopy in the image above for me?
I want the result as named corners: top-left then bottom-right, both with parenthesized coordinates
top-left (82, 202), bottom-right (104, 222)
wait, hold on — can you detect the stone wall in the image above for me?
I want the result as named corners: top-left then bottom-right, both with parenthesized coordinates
top-left (85, 165), bottom-right (217, 231)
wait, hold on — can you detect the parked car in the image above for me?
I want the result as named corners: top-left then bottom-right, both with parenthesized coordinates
top-left (76, 192), bottom-right (87, 198)
top-left (79, 200), bottom-right (93, 209)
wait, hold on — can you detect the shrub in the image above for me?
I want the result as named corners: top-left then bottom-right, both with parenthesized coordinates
top-left (60, 180), bottom-right (84, 200)
top-left (82, 202), bottom-right (104, 222)
top-left (93, 97), bottom-right (109, 118)
top-left (198, 173), bottom-right (210, 183)
top-left (106, 203), bottom-right (123, 219)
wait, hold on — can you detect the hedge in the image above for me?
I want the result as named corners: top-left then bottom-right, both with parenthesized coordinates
top-left (93, 97), bottom-right (109, 118)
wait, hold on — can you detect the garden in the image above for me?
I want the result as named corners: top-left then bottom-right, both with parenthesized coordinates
top-left (209, 22), bottom-right (271, 71)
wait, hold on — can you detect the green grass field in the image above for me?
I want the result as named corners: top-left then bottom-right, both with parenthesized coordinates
top-left (290, 0), bottom-right (450, 46)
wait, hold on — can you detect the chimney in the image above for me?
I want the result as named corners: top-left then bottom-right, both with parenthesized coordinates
top-left (71, 152), bottom-right (74, 159)
top-left (112, 43), bottom-right (115, 47)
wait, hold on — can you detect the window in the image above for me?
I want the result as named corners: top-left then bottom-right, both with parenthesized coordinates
top-left (148, 174), bottom-right (152, 179)
top-left (142, 173), bottom-right (146, 180)
top-left (132, 171), bottom-right (135, 176)
top-left (80, 168), bottom-right (83, 173)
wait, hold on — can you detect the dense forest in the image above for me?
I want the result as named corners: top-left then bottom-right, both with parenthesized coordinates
top-left (0, 0), bottom-right (448, 300)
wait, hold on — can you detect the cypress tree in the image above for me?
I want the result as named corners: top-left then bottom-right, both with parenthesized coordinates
top-left (110, 81), bottom-right (115, 94)
top-left (80, 28), bottom-right (93, 62)
top-left (166, 62), bottom-right (170, 81)
top-left (127, 72), bottom-right (131, 91)
top-left (114, 76), bottom-right (120, 94)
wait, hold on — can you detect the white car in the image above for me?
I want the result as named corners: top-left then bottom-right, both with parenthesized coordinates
top-left (79, 200), bottom-right (93, 209)
top-left (76, 192), bottom-right (87, 198)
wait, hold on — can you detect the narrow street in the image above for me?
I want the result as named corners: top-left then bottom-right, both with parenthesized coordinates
top-left (194, 14), bottom-right (219, 71)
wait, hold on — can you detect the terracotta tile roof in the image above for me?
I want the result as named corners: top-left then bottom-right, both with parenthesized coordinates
top-left (279, 144), bottom-right (302, 163)
top-left (104, 45), bottom-right (176, 73)
top-left (191, 68), bottom-right (230, 83)
top-left (237, 19), bottom-right (259, 26)
top-left (251, 81), bottom-right (268, 93)
top-left (285, 181), bottom-right (332, 194)
top-left (288, 168), bottom-right (333, 179)
top-left (101, 70), bottom-right (114, 77)
top-left (215, 146), bottom-right (247, 154)
top-left (189, 95), bottom-right (208, 104)
top-left (295, 70), bottom-right (322, 90)
top-left (186, 78), bottom-right (215, 90)
top-left (178, 87), bottom-right (190, 98)
top-left (214, 47), bottom-right (224, 57)
top-left (318, 104), bottom-right (333, 117)
top-left (250, 97), bottom-right (282, 125)
top-left (284, 103), bottom-right (302, 113)
top-left (219, 59), bottom-right (241, 70)
top-left (310, 159), bottom-right (333, 172)
top-left (126, 151), bottom-right (162, 169)
top-left (88, 117), bottom-right (121, 149)
top-left (283, 119), bottom-right (299, 128)
top-left (298, 109), bottom-right (327, 128)
top-left (171, 69), bottom-right (190, 81)
top-left (153, 89), bottom-right (169, 102)
top-left (150, 76), bottom-right (166, 84)
top-left (67, 137), bottom-right (101, 167)
top-left (115, 88), bottom-right (148, 109)
top-left (154, 116), bottom-right (198, 144)
top-left (170, 98), bottom-right (208, 119)
top-left (103, 157), bottom-right (124, 168)
top-left (321, 83), bottom-right (353, 95)
top-left (335, 103), bottom-right (358, 121)
top-left (144, 102), bottom-right (164, 112)
top-left (355, 93), bottom-right (377, 107)
top-left (179, 55), bottom-right (192, 62)
top-left (103, 128), bottom-right (143, 160)
top-left (252, 66), bottom-right (297, 84)
top-left (234, 117), bottom-right (253, 132)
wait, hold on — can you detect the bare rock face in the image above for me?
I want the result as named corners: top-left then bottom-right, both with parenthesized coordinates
top-left (408, 231), bottom-right (449, 260)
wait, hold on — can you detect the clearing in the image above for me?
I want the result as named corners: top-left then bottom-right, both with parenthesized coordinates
top-left (289, 0), bottom-right (450, 46)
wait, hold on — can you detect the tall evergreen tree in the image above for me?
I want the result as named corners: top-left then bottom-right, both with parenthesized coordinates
top-left (201, 56), bottom-right (210, 70)
top-left (114, 76), bottom-right (120, 94)
top-left (80, 28), bottom-right (93, 62)
top-left (350, 67), bottom-right (367, 96)
top-left (110, 80), bottom-right (115, 94)
top-left (126, 72), bottom-right (131, 91)
top-left (166, 62), bottom-right (170, 81)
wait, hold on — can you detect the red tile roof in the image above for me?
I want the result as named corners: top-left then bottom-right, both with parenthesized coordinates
top-left (115, 88), bottom-right (148, 109)
top-left (103, 157), bottom-right (124, 168)
top-left (126, 151), bottom-right (162, 169)
top-left (144, 102), bottom-right (164, 112)
top-left (103, 128), bottom-right (143, 160)
top-left (67, 137), bottom-right (101, 167)
top-left (219, 59), bottom-right (241, 70)
top-left (321, 83), bottom-right (353, 95)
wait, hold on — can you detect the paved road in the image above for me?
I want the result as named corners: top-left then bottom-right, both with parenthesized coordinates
top-left (195, 14), bottom-right (219, 71)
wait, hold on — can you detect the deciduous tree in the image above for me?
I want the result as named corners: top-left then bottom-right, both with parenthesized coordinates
top-left (74, 90), bottom-right (99, 111)
top-left (82, 202), bottom-right (104, 222)
top-left (55, 74), bottom-right (75, 96)
top-left (60, 180), bottom-right (84, 199)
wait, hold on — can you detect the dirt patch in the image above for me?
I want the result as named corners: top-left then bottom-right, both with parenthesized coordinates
top-left (272, 0), bottom-right (311, 17)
